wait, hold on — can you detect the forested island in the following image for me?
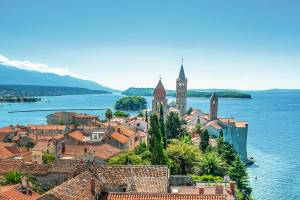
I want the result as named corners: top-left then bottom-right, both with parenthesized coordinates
top-left (0, 85), bottom-right (111, 97)
top-left (115, 96), bottom-right (147, 111)
top-left (123, 87), bottom-right (251, 98)
top-left (0, 96), bottom-right (41, 103)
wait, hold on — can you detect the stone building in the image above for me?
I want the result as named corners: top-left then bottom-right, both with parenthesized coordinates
top-left (176, 64), bottom-right (188, 117)
top-left (152, 79), bottom-right (168, 117)
top-left (203, 93), bottom-right (249, 162)
top-left (209, 92), bottom-right (218, 121)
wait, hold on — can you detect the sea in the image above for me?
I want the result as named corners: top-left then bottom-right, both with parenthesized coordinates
top-left (0, 91), bottom-right (299, 200)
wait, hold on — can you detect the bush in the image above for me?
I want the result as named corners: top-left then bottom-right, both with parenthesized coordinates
top-left (42, 153), bottom-right (56, 164)
top-left (191, 174), bottom-right (223, 182)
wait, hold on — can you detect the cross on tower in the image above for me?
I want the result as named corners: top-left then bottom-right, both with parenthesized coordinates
top-left (181, 57), bottom-right (184, 65)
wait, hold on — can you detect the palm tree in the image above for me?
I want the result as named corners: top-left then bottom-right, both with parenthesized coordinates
top-left (0, 171), bottom-right (23, 185)
top-left (195, 152), bottom-right (226, 177)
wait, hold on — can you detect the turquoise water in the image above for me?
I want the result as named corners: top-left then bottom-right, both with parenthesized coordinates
top-left (0, 92), bottom-right (299, 200)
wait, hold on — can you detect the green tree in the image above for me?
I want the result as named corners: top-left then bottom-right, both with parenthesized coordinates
top-left (114, 110), bottom-right (129, 118)
top-left (187, 107), bottom-right (193, 115)
top-left (42, 153), bottom-right (56, 164)
top-left (167, 139), bottom-right (202, 175)
top-left (114, 96), bottom-right (147, 111)
top-left (165, 112), bottom-right (184, 139)
top-left (107, 151), bottom-right (150, 165)
top-left (217, 137), bottom-right (236, 165)
top-left (159, 104), bottom-right (167, 149)
top-left (228, 156), bottom-right (252, 199)
top-left (200, 129), bottom-right (210, 152)
top-left (194, 151), bottom-right (226, 177)
top-left (105, 109), bottom-right (113, 122)
top-left (148, 114), bottom-right (167, 165)
top-left (0, 171), bottom-right (23, 185)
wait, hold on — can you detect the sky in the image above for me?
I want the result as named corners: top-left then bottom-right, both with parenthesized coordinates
top-left (0, 0), bottom-right (300, 90)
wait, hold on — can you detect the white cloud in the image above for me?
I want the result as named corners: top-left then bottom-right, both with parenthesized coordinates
top-left (0, 54), bottom-right (72, 76)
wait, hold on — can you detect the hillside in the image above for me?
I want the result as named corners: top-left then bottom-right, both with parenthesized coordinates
top-left (122, 87), bottom-right (251, 98)
top-left (0, 64), bottom-right (118, 93)
top-left (0, 85), bottom-right (110, 97)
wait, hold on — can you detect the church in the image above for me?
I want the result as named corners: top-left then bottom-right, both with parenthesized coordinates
top-left (152, 62), bottom-right (187, 117)
top-left (151, 61), bottom-right (249, 163)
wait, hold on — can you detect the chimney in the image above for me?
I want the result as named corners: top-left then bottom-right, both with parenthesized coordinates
top-left (215, 185), bottom-right (224, 194)
top-left (84, 147), bottom-right (88, 153)
top-left (117, 128), bottom-right (121, 133)
top-left (230, 181), bottom-right (235, 195)
top-left (198, 187), bottom-right (204, 194)
top-left (61, 141), bottom-right (65, 154)
top-left (90, 177), bottom-right (95, 195)
top-left (21, 176), bottom-right (28, 189)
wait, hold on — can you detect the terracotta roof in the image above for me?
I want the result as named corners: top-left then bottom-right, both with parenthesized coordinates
top-left (116, 125), bottom-right (135, 137)
top-left (105, 193), bottom-right (227, 200)
top-left (0, 160), bottom-right (23, 175)
top-left (205, 121), bottom-right (223, 130)
top-left (235, 122), bottom-right (248, 128)
top-left (89, 165), bottom-right (169, 187)
top-left (111, 132), bottom-right (129, 144)
top-left (153, 79), bottom-right (166, 100)
top-left (94, 144), bottom-right (121, 160)
top-left (37, 170), bottom-right (101, 200)
top-left (28, 125), bottom-right (66, 131)
top-left (68, 130), bottom-right (86, 141)
top-left (0, 142), bottom-right (20, 159)
top-left (38, 165), bottom-right (169, 200)
top-left (0, 184), bottom-right (40, 200)
top-left (31, 141), bottom-right (49, 151)
top-left (0, 127), bottom-right (16, 133)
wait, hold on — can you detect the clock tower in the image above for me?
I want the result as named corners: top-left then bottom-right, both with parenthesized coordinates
top-left (176, 61), bottom-right (187, 117)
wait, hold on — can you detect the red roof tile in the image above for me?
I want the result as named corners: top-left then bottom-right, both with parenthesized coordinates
top-left (68, 130), bottom-right (86, 141)
top-left (0, 184), bottom-right (40, 200)
top-left (111, 132), bottom-right (129, 144)
top-left (105, 193), bottom-right (227, 200)
top-left (94, 144), bottom-right (121, 160)
top-left (28, 125), bottom-right (66, 131)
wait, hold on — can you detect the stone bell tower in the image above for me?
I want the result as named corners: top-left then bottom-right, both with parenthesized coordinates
top-left (209, 92), bottom-right (218, 121)
top-left (152, 78), bottom-right (168, 117)
top-left (176, 60), bottom-right (187, 117)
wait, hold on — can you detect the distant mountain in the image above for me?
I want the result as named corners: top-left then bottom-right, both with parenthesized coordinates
top-left (0, 64), bottom-right (118, 93)
top-left (122, 87), bottom-right (251, 98)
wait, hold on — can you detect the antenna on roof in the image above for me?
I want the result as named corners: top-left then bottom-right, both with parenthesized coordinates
top-left (181, 57), bottom-right (184, 65)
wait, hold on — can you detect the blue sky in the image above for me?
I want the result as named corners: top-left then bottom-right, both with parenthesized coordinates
top-left (0, 0), bottom-right (300, 90)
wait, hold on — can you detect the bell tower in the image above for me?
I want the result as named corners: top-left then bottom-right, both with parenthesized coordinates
top-left (176, 59), bottom-right (187, 117)
top-left (210, 92), bottom-right (218, 121)
top-left (152, 78), bottom-right (168, 117)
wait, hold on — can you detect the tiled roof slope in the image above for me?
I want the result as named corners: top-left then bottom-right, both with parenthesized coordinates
top-left (0, 160), bottom-right (23, 175)
top-left (37, 170), bottom-right (101, 200)
top-left (104, 193), bottom-right (227, 200)
top-left (90, 165), bottom-right (169, 186)
top-left (0, 184), bottom-right (40, 200)
top-left (38, 165), bottom-right (169, 200)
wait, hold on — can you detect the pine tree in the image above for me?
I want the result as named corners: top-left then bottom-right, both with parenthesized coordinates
top-left (200, 129), bottom-right (209, 151)
top-left (159, 104), bottom-right (167, 149)
top-left (148, 114), bottom-right (166, 165)
top-left (228, 156), bottom-right (252, 199)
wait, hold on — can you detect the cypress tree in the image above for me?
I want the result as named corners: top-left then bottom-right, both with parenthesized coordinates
top-left (200, 129), bottom-right (209, 151)
top-left (159, 104), bottom-right (167, 149)
top-left (148, 114), bottom-right (166, 165)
